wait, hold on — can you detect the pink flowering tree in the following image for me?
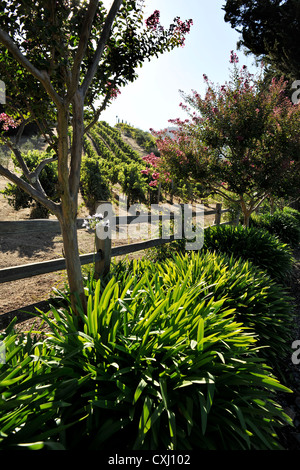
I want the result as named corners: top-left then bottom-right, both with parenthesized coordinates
top-left (0, 1), bottom-right (192, 315)
top-left (154, 52), bottom-right (300, 226)
top-left (141, 152), bottom-right (173, 203)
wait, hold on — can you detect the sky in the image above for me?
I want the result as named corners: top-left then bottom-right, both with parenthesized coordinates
top-left (99, 0), bottom-right (259, 132)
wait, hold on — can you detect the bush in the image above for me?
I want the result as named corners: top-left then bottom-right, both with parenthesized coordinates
top-left (0, 253), bottom-right (293, 450)
top-left (80, 156), bottom-right (111, 211)
top-left (202, 224), bottom-right (294, 284)
top-left (250, 209), bottom-right (300, 247)
top-left (1, 149), bottom-right (58, 218)
top-left (282, 206), bottom-right (300, 224)
top-left (124, 251), bottom-right (294, 376)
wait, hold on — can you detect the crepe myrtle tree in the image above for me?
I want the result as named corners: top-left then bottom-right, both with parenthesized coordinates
top-left (152, 52), bottom-right (300, 227)
top-left (0, 0), bottom-right (193, 314)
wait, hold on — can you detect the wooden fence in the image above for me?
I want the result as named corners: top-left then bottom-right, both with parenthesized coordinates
top-left (0, 203), bottom-right (235, 284)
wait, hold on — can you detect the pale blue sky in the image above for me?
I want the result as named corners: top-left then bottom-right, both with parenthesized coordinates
top-left (100, 0), bottom-right (258, 132)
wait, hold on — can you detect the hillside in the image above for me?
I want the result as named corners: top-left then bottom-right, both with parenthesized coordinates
top-left (82, 121), bottom-right (151, 209)
top-left (0, 123), bottom-right (154, 322)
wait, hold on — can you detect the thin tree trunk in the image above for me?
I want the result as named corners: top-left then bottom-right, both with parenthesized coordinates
top-left (243, 212), bottom-right (251, 228)
top-left (59, 211), bottom-right (86, 315)
top-left (57, 103), bottom-right (87, 316)
top-left (239, 196), bottom-right (251, 228)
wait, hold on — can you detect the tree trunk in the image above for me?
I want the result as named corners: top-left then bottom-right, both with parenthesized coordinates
top-left (57, 101), bottom-right (87, 316)
top-left (243, 211), bottom-right (251, 227)
top-left (59, 211), bottom-right (86, 315)
top-left (239, 196), bottom-right (251, 228)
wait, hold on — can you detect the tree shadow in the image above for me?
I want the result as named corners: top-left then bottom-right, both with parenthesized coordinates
top-left (0, 229), bottom-right (62, 262)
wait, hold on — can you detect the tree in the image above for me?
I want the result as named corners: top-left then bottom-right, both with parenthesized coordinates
top-left (222, 0), bottom-right (300, 83)
top-left (151, 52), bottom-right (300, 226)
top-left (0, 0), bottom-right (193, 315)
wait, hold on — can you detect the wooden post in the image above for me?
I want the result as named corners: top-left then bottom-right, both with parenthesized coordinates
top-left (94, 201), bottom-right (112, 279)
top-left (214, 203), bottom-right (222, 225)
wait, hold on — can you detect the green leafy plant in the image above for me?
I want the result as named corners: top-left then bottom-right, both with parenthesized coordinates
top-left (202, 224), bottom-right (294, 283)
top-left (250, 209), bottom-right (300, 247)
top-left (0, 252), bottom-right (293, 450)
top-left (80, 155), bottom-right (111, 211)
top-left (126, 251), bottom-right (294, 376)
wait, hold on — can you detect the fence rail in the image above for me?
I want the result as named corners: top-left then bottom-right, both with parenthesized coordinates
top-left (0, 203), bottom-right (234, 284)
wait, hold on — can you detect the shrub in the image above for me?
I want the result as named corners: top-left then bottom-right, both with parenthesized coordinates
top-left (0, 260), bottom-right (292, 451)
top-left (118, 162), bottom-right (148, 205)
top-left (80, 156), bottom-right (111, 211)
top-left (123, 251), bottom-right (295, 376)
top-left (202, 224), bottom-right (294, 284)
top-left (282, 206), bottom-right (300, 225)
top-left (1, 149), bottom-right (58, 218)
top-left (250, 209), bottom-right (300, 247)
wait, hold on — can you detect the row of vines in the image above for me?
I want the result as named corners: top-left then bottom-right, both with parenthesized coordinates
top-left (82, 121), bottom-right (153, 209)
top-left (1, 121), bottom-right (161, 218)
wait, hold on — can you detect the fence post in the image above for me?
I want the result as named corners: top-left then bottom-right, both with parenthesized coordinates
top-left (94, 201), bottom-right (112, 279)
top-left (214, 203), bottom-right (222, 225)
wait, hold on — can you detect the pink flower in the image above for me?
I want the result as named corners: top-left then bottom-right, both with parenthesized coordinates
top-left (0, 113), bottom-right (20, 131)
top-left (145, 10), bottom-right (160, 30)
top-left (229, 50), bottom-right (239, 64)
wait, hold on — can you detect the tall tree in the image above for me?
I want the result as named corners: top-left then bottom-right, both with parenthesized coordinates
top-left (151, 53), bottom-right (300, 226)
top-left (0, 0), bottom-right (192, 314)
top-left (222, 0), bottom-right (300, 83)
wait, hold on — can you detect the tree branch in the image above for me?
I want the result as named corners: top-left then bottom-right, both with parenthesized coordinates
top-left (81, 0), bottom-right (124, 97)
top-left (4, 140), bottom-right (57, 200)
top-left (68, 0), bottom-right (99, 99)
top-left (210, 184), bottom-right (240, 204)
top-left (83, 93), bottom-right (111, 134)
top-left (4, 139), bottom-right (31, 179)
top-left (30, 155), bottom-right (58, 181)
top-left (252, 192), bottom-right (270, 212)
top-left (0, 28), bottom-right (63, 108)
top-left (0, 163), bottom-right (61, 216)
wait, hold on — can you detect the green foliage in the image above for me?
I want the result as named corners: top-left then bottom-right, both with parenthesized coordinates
top-left (1, 149), bottom-right (58, 217)
top-left (80, 155), bottom-right (111, 210)
top-left (118, 162), bottom-right (148, 205)
top-left (223, 0), bottom-right (300, 82)
top-left (0, 253), bottom-right (293, 450)
top-left (87, 122), bottom-right (148, 204)
top-left (251, 208), bottom-right (300, 247)
top-left (0, 2), bottom-right (192, 130)
top-left (202, 224), bottom-right (294, 284)
top-left (125, 251), bottom-right (294, 376)
top-left (156, 59), bottom-right (300, 225)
